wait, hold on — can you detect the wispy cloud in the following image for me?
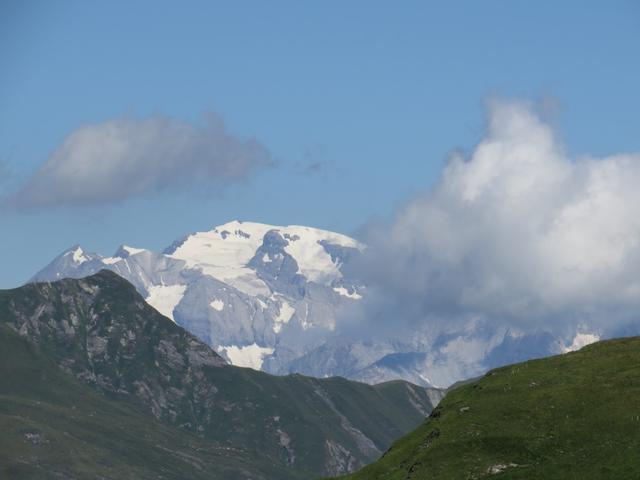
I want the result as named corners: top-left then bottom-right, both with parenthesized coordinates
top-left (8, 112), bottom-right (271, 208)
top-left (353, 98), bottom-right (640, 336)
top-left (294, 145), bottom-right (332, 176)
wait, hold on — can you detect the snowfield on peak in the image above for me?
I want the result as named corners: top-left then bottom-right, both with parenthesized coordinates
top-left (120, 245), bottom-right (147, 256)
top-left (66, 246), bottom-right (89, 264)
top-left (165, 220), bottom-right (362, 296)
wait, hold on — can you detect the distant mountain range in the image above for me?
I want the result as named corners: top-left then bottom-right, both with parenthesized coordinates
top-left (31, 221), bottom-right (373, 376)
top-left (0, 271), bottom-right (440, 478)
top-left (31, 220), bottom-right (600, 387)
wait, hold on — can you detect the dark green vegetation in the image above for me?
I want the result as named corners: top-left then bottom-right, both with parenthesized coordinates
top-left (334, 337), bottom-right (640, 479)
top-left (0, 271), bottom-right (437, 479)
top-left (0, 323), bottom-right (293, 479)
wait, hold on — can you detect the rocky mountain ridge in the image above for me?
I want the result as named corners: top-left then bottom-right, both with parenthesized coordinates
top-left (0, 270), bottom-right (439, 478)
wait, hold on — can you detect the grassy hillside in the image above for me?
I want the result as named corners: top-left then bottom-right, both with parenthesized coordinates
top-left (333, 336), bottom-right (640, 479)
top-left (0, 324), bottom-right (292, 480)
top-left (0, 271), bottom-right (437, 478)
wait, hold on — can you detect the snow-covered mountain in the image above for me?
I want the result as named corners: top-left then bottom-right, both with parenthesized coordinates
top-left (32, 221), bottom-right (370, 374)
top-left (31, 220), bottom-right (598, 388)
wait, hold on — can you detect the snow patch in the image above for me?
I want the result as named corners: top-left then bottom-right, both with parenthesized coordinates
top-left (256, 298), bottom-right (268, 310)
top-left (280, 225), bottom-right (359, 284)
top-left (563, 332), bottom-right (600, 353)
top-left (333, 286), bottom-right (362, 300)
top-left (219, 343), bottom-right (274, 370)
top-left (210, 299), bottom-right (224, 311)
top-left (66, 247), bottom-right (88, 264)
top-left (122, 245), bottom-right (146, 255)
top-left (101, 256), bottom-right (121, 265)
top-left (145, 284), bottom-right (187, 322)
top-left (166, 221), bottom-right (271, 296)
top-left (300, 302), bottom-right (313, 330)
top-left (274, 301), bottom-right (295, 333)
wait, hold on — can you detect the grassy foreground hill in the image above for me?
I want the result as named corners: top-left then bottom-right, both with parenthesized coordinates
top-left (333, 336), bottom-right (640, 479)
top-left (0, 271), bottom-right (438, 479)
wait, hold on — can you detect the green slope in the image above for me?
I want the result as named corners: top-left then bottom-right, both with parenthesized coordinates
top-left (0, 271), bottom-right (437, 478)
top-left (0, 324), bottom-right (291, 480)
top-left (334, 336), bottom-right (640, 479)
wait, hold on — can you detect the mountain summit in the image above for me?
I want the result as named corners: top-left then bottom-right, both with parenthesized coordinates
top-left (31, 221), bottom-right (372, 377)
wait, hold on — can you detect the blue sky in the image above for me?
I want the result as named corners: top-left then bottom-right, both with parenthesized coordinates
top-left (1, 1), bottom-right (639, 287)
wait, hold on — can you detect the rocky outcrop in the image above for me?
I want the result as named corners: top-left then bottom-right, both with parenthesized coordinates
top-left (2, 270), bottom-right (225, 430)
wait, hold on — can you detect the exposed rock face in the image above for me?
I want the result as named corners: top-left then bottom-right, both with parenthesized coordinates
top-left (0, 271), bottom-right (437, 478)
top-left (3, 270), bottom-right (225, 430)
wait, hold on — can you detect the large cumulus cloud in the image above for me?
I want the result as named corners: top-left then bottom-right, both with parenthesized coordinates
top-left (10, 112), bottom-right (271, 208)
top-left (356, 99), bottom-right (640, 335)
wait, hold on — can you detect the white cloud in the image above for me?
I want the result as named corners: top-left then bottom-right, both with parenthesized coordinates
top-left (10, 112), bottom-right (271, 207)
top-left (358, 98), bottom-right (640, 333)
